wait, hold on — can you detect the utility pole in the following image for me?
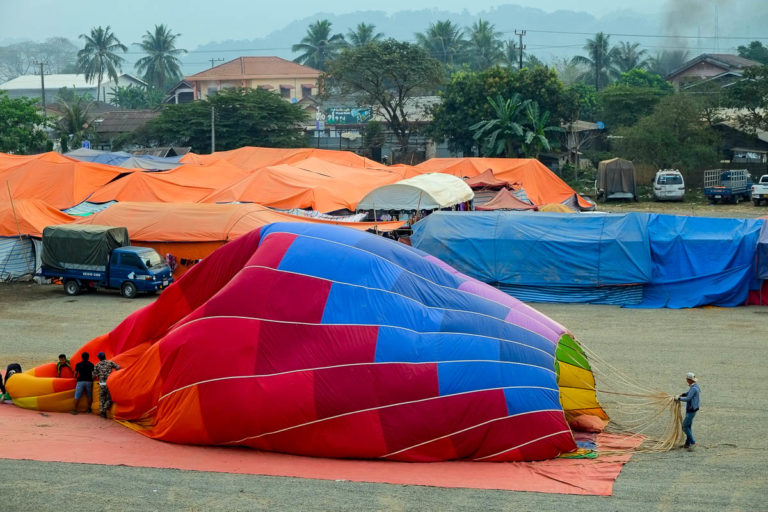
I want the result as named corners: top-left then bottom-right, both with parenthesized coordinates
top-left (211, 106), bottom-right (215, 153)
top-left (33, 61), bottom-right (46, 116)
top-left (514, 30), bottom-right (526, 70)
top-left (209, 57), bottom-right (224, 68)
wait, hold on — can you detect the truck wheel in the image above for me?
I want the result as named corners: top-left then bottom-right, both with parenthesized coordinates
top-left (64, 279), bottom-right (81, 296)
top-left (120, 281), bottom-right (138, 299)
top-left (755, 199), bottom-right (761, 206)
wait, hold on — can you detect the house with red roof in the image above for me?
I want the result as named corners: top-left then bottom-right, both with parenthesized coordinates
top-left (184, 57), bottom-right (321, 103)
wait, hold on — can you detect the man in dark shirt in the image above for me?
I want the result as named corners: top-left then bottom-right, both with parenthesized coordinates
top-left (72, 352), bottom-right (95, 415)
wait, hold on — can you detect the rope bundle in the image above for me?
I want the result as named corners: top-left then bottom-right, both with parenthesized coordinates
top-left (572, 340), bottom-right (686, 453)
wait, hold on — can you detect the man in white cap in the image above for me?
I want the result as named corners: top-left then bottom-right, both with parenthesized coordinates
top-left (676, 372), bottom-right (700, 450)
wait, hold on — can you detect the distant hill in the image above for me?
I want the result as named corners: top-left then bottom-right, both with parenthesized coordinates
top-left (181, 5), bottom-right (666, 75)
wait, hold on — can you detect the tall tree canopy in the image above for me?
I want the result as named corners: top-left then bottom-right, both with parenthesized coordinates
top-left (292, 20), bottom-right (345, 71)
top-left (134, 24), bottom-right (187, 91)
top-left (415, 20), bottom-right (466, 67)
top-left (346, 23), bottom-right (384, 47)
top-left (0, 91), bottom-right (50, 154)
top-left (726, 64), bottom-right (768, 133)
top-left (76, 26), bottom-right (127, 102)
top-left (470, 94), bottom-right (529, 157)
top-left (430, 66), bottom-right (576, 155)
top-left (737, 41), bottom-right (768, 65)
top-left (615, 94), bottom-right (720, 170)
top-left (326, 39), bottom-right (443, 154)
top-left (611, 41), bottom-right (648, 73)
top-left (466, 20), bottom-right (503, 71)
top-left (646, 50), bottom-right (689, 77)
top-left (131, 88), bottom-right (308, 152)
top-left (572, 32), bottom-right (616, 90)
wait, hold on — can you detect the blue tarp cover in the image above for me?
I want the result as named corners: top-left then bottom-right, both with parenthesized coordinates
top-left (411, 211), bottom-right (764, 309)
top-left (638, 215), bottom-right (763, 308)
top-left (411, 211), bottom-right (652, 287)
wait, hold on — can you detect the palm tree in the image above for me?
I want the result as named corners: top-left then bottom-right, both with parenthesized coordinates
top-left (502, 39), bottom-right (521, 69)
top-left (647, 50), bottom-right (690, 77)
top-left (134, 24), bottom-right (187, 91)
top-left (466, 19), bottom-right (503, 71)
top-left (76, 26), bottom-right (127, 102)
top-left (346, 23), bottom-right (384, 47)
top-left (523, 102), bottom-right (563, 158)
top-left (415, 20), bottom-right (466, 67)
top-left (55, 88), bottom-right (95, 152)
top-left (469, 93), bottom-right (530, 157)
top-left (571, 32), bottom-right (616, 90)
top-left (292, 20), bottom-right (346, 71)
top-left (612, 41), bottom-right (648, 73)
top-left (552, 56), bottom-right (584, 85)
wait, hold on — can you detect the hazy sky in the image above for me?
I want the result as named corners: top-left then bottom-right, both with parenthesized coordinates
top-left (0, 0), bottom-right (669, 48)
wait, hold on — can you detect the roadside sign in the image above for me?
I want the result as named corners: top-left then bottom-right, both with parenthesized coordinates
top-left (82, 140), bottom-right (91, 149)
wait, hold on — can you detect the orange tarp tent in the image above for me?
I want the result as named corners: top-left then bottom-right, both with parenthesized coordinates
top-left (87, 160), bottom-right (249, 203)
top-left (416, 158), bottom-right (592, 209)
top-left (0, 152), bottom-right (130, 209)
top-left (201, 157), bottom-right (415, 212)
top-left (74, 202), bottom-right (403, 277)
top-left (0, 199), bottom-right (75, 237)
top-left (182, 146), bottom-right (385, 171)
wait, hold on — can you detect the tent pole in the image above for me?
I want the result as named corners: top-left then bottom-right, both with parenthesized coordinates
top-left (372, 202), bottom-right (379, 235)
top-left (6, 181), bottom-right (34, 276)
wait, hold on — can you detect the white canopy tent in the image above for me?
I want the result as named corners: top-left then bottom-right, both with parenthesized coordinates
top-left (357, 173), bottom-right (474, 211)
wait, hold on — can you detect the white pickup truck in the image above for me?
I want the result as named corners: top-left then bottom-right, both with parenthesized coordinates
top-left (752, 175), bottom-right (768, 206)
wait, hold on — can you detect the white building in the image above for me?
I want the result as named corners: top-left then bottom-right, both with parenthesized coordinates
top-left (0, 73), bottom-right (146, 102)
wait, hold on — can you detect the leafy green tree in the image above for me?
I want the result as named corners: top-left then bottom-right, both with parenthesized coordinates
top-left (466, 19), bottom-right (503, 71)
top-left (0, 91), bottom-right (50, 154)
top-left (470, 93), bottom-right (529, 156)
top-left (726, 64), bottom-right (768, 133)
top-left (615, 68), bottom-right (672, 90)
top-left (132, 88), bottom-right (308, 152)
top-left (55, 89), bottom-right (96, 152)
top-left (292, 20), bottom-right (345, 71)
top-left (566, 82), bottom-right (598, 121)
top-left (134, 24), bottom-right (187, 91)
top-left (615, 94), bottom-right (720, 170)
top-left (326, 39), bottom-right (443, 153)
top-left (737, 41), bottom-right (768, 65)
top-left (523, 102), bottom-right (563, 158)
top-left (523, 54), bottom-right (546, 69)
top-left (597, 84), bottom-right (670, 129)
top-left (429, 66), bottom-right (576, 155)
top-left (415, 20), bottom-right (467, 67)
top-left (572, 32), bottom-right (617, 90)
top-left (646, 50), bottom-right (689, 77)
top-left (346, 23), bottom-right (384, 47)
top-left (110, 85), bottom-right (164, 109)
top-left (76, 26), bottom-right (127, 102)
top-left (611, 41), bottom-right (648, 73)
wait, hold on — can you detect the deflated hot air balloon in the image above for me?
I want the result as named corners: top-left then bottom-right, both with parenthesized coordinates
top-left (9, 223), bottom-right (606, 461)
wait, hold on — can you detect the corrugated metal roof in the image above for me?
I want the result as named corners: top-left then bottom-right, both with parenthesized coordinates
top-left (0, 73), bottom-right (145, 90)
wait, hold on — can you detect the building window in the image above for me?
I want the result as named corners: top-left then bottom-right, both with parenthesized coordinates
top-left (280, 86), bottom-right (291, 99)
top-left (301, 85), bottom-right (313, 98)
top-left (207, 87), bottom-right (218, 97)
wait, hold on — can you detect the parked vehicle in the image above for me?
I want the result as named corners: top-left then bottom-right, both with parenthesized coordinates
top-left (653, 169), bottom-right (685, 201)
top-left (752, 175), bottom-right (768, 206)
top-left (595, 158), bottom-right (637, 201)
top-left (703, 169), bottom-right (753, 204)
top-left (39, 225), bottom-right (173, 298)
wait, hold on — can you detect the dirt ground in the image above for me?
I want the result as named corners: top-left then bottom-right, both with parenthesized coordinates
top-left (597, 200), bottom-right (767, 218)
top-left (0, 282), bottom-right (766, 511)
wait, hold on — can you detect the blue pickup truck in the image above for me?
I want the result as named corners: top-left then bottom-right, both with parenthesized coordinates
top-left (703, 169), bottom-right (753, 204)
top-left (40, 225), bottom-right (173, 298)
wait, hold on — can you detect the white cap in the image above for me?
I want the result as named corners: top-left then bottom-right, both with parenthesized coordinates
top-left (686, 372), bottom-right (697, 382)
